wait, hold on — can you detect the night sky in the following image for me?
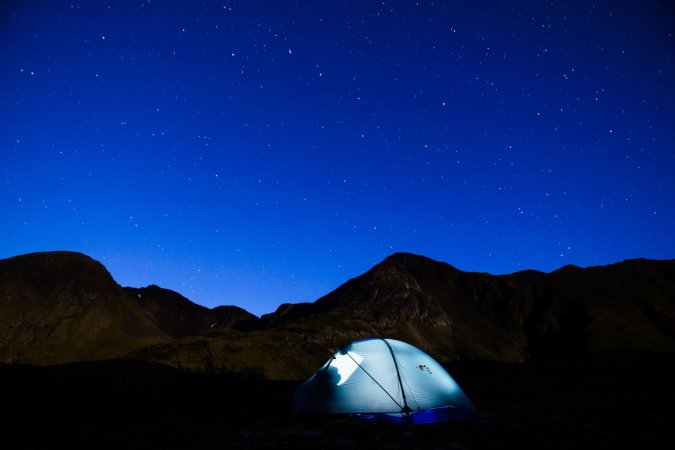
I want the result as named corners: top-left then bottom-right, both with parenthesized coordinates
top-left (2, 1), bottom-right (674, 316)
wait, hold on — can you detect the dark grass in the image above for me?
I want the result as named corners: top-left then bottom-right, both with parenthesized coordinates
top-left (2, 352), bottom-right (674, 449)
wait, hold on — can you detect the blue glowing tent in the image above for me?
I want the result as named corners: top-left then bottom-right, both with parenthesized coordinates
top-left (293, 337), bottom-right (475, 424)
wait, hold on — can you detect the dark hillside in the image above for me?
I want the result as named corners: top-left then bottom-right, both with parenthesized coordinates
top-left (1, 251), bottom-right (674, 379)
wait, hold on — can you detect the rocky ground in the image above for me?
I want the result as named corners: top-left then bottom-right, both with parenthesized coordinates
top-left (2, 352), bottom-right (673, 449)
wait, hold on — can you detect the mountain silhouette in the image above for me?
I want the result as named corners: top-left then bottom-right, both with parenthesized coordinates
top-left (1, 251), bottom-right (674, 378)
top-left (0, 251), bottom-right (255, 365)
top-left (123, 284), bottom-right (258, 338)
top-left (260, 252), bottom-right (675, 358)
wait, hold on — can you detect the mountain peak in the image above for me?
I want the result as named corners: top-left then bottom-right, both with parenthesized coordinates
top-left (0, 251), bottom-right (259, 364)
top-left (0, 250), bottom-right (118, 298)
top-left (380, 252), bottom-right (435, 264)
top-left (374, 252), bottom-right (460, 277)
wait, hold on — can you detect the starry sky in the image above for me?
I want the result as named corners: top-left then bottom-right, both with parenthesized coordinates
top-left (2, 1), bottom-right (674, 316)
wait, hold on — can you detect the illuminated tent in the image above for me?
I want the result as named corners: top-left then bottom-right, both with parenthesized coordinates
top-left (293, 337), bottom-right (475, 424)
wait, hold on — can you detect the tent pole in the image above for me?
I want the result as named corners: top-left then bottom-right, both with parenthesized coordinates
top-left (381, 338), bottom-right (411, 414)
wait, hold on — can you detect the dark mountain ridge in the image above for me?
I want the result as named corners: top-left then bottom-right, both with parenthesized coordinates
top-left (123, 284), bottom-right (258, 338)
top-left (259, 252), bottom-right (675, 357)
top-left (0, 251), bottom-right (256, 365)
top-left (0, 252), bottom-right (168, 364)
top-left (1, 250), bottom-right (674, 379)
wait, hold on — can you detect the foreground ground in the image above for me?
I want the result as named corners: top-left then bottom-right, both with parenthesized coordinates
top-left (2, 352), bottom-right (673, 449)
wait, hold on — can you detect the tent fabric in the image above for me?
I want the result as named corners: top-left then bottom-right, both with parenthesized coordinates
top-left (293, 338), bottom-right (475, 423)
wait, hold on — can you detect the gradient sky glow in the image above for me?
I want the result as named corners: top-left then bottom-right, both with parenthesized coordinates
top-left (2, 1), bottom-right (674, 316)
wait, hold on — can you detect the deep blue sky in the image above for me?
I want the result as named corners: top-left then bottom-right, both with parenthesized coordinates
top-left (2, 1), bottom-right (674, 316)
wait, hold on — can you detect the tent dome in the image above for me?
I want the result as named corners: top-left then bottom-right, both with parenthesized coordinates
top-left (293, 337), bottom-right (475, 424)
